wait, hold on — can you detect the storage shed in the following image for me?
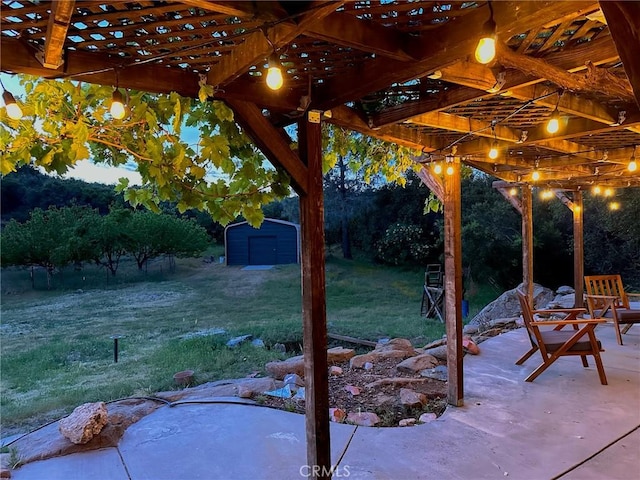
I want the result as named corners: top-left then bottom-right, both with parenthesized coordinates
top-left (224, 219), bottom-right (300, 266)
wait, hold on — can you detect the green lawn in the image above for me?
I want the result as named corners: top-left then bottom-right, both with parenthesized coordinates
top-left (0, 253), bottom-right (493, 435)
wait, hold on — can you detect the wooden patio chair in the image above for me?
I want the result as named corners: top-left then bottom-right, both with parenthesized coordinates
top-left (584, 275), bottom-right (640, 345)
top-left (515, 289), bottom-right (607, 385)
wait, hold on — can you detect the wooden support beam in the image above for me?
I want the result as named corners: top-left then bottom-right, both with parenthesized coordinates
top-left (600, 1), bottom-right (640, 109)
top-left (298, 114), bottom-right (331, 479)
top-left (39, 0), bottom-right (76, 69)
top-left (226, 99), bottom-right (308, 194)
top-left (521, 185), bottom-right (534, 304)
top-left (415, 164), bottom-right (444, 202)
top-left (496, 186), bottom-right (523, 215)
top-left (407, 111), bottom-right (520, 142)
top-left (572, 191), bottom-right (584, 308)
top-left (328, 106), bottom-right (440, 151)
top-left (496, 41), bottom-right (634, 102)
top-left (443, 157), bottom-right (463, 407)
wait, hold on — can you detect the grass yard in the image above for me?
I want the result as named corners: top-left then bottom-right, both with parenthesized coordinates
top-left (0, 251), bottom-right (495, 436)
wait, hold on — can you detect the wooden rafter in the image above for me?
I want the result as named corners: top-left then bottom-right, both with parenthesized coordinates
top-left (314, 1), bottom-right (598, 110)
top-left (225, 99), bottom-right (308, 194)
top-left (599, 1), bottom-right (640, 109)
top-left (206, 2), bottom-right (341, 88)
top-left (39, 0), bottom-right (76, 69)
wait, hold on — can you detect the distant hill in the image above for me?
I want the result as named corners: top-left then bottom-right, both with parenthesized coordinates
top-left (1, 166), bottom-right (123, 223)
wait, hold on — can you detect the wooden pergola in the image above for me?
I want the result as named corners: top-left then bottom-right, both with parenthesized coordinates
top-left (2, 1), bottom-right (640, 476)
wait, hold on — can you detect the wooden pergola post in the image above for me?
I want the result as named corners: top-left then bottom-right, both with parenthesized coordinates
top-left (298, 114), bottom-right (331, 478)
top-left (572, 190), bottom-right (584, 307)
top-left (521, 184), bottom-right (534, 303)
top-left (443, 158), bottom-right (463, 406)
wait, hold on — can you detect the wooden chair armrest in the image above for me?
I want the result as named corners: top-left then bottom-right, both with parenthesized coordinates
top-left (531, 307), bottom-right (586, 315)
top-left (585, 294), bottom-right (619, 301)
top-left (530, 318), bottom-right (606, 327)
top-left (627, 293), bottom-right (640, 300)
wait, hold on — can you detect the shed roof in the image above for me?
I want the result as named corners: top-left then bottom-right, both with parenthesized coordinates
top-left (2, 1), bottom-right (639, 189)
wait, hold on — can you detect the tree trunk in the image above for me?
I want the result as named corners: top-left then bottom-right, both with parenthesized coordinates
top-left (338, 155), bottom-right (352, 259)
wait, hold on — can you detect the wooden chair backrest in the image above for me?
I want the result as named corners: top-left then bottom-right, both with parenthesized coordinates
top-left (516, 288), bottom-right (541, 346)
top-left (584, 275), bottom-right (630, 309)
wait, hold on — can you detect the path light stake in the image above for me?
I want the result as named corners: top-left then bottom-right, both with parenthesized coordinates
top-left (110, 334), bottom-right (123, 363)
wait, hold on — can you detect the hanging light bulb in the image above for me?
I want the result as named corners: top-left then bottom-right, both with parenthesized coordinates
top-left (110, 89), bottom-right (126, 119)
top-left (488, 141), bottom-right (499, 160)
top-left (540, 189), bottom-right (553, 200)
top-left (474, 2), bottom-right (496, 64)
top-left (2, 89), bottom-right (23, 120)
top-left (531, 170), bottom-right (541, 182)
top-left (546, 109), bottom-right (560, 134)
top-left (509, 187), bottom-right (518, 196)
top-left (630, 147), bottom-right (638, 172)
top-left (266, 53), bottom-right (284, 90)
top-left (446, 164), bottom-right (455, 176)
top-left (609, 201), bottom-right (620, 211)
top-left (603, 187), bottom-right (614, 197)
top-left (433, 162), bottom-right (443, 175)
top-left (592, 185), bottom-right (601, 195)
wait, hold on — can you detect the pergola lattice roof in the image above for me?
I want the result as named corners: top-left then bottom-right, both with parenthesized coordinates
top-left (2, 1), bottom-right (640, 189)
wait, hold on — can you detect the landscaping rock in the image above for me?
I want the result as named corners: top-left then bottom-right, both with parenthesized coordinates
top-left (469, 283), bottom-right (553, 329)
top-left (329, 408), bottom-right (346, 423)
top-left (556, 285), bottom-right (575, 295)
top-left (419, 412), bottom-right (438, 423)
top-left (463, 324), bottom-right (479, 335)
top-left (237, 385), bottom-right (253, 398)
top-left (272, 343), bottom-right (286, 353)
top-left (399, 418), bottom-right (416, 427)
top-left (375, 393), bottom-right (395, 407)
top-left (226, 334), bottom-right (252, 348)
top-left (462, 337), bottom-right (480, 355)
top-left (363, 362), bottom-right (374, 370)
top-left (157, 377), bottom-right (278, 402)
top-left (375, 338), bottom-right (416, 355)
top-left (399, 388), bottom-right (427, 408)
top-left (251, 338), bottom-right (265, 348)
top-left (421, 365), bottom-right (448, 382)
top-left (329, 366), bottom-right (343, 376)
top-left (347, 412), bottom-right (380, 427)
top-left (266, 347), bottom-right (355, 380)
top-left (327, 347), bottom-right (355, 363)
top-left (344, 385), bottom-right (361, 396)
top-left (265, 356), bottom-right (305, 380)
top-left (423, 337), bottom-right (447, 350)
top-left (283, 373), bottom-right (305, 388)
top-left (350, 338), bottom-right (417, 369)
top-left (423, 345), bottom-right (447, 361)
top-left (396, 353), bottom-right (439, 374)
top-left (58, 402), bottom-right (108, 445)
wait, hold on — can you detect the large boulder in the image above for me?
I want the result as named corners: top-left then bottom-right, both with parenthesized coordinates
top-left (58, 402), bottom-right (108, 445)
top-left (265, 347), bottom-right (355, 380)
top-left (469, 283), bottom-right (553, 329)
top-left (396, 354), bottom-right (439, 374)
top-left (350, 338), bottom-right (417, 369)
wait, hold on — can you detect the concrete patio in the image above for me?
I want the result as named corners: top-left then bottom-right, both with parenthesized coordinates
top-left (10, 322), bottom-right (640, 480)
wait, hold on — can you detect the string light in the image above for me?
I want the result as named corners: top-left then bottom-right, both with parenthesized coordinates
top-left (488, 125), bottom-right (499, 159)
top-left (110, 89), bottom-right (126, 119)
top-left (609, 201), bottom-right (620, 211)
top-left (433, 162), bottom-right (443, 175)
top-left (475, 1), bottom-right (496, 64)
top-left (446, 164), bottom-right (455, 176)
top-left (509, 187), bottom-right (518, 196)
top-left (630, 146), bottom-right (638, 172)
top-left (1, 78), bottom-right (23, 120)
top-left (603, 187), bottom-right (614, 197)
top-left (531, 170), bottom-right (540, 182)
top-left (540, 189), bottom-right (554, 200)
top-left (592, 185), bottom-right (602, 195)
top-left (266, 53), bottom-right (284, 90)
top-left (546, 91), bottom-right (562, 134)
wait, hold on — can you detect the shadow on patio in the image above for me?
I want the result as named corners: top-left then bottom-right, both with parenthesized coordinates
top-left (11, 322), bottom-right (640, 480)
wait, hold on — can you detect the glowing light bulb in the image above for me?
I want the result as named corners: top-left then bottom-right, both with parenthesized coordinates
top-left (488, 145), bottom-right (498, 160)
top-left (3, 90), bottom-right (23, 120)
top-left (604, 187), bottom-right (613, 197)
top-left (266, 54), bottom-right (283, 90)
top-left (531, 170), bottom-right (540, 182)
top-left (433, 163), bottom-right (442, 175)
top-left (592, 185), bottom-right (601, 195)
top-left (629, 160), bottom-right (637, 172)
top-left (446, 165), bottom-right (455, 176)
top-left (609, 201), bottom-right (620, 211)
top-left (546, 112), bottom-right (560, 134)
top-left (110, 89), bottom-right (126, 120)
top-left (509, 187), bottom-right (518, 196)
top-left (475, 37), bottom-right (496, 64)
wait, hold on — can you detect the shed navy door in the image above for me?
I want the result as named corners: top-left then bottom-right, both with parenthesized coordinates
top-left (248, 236), bottom-right (277, 265)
